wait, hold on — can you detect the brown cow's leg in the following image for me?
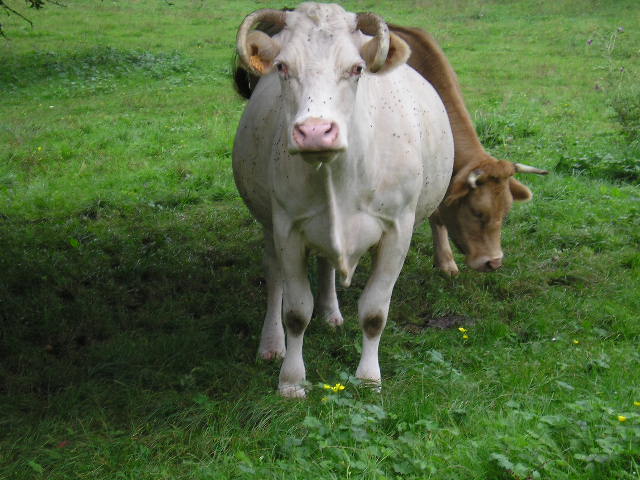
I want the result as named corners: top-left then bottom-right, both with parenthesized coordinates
top-left (429, 216), bottom-right (459, 276)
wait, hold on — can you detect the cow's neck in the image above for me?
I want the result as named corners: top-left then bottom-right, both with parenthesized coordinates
top-left (318, 163), bottom-right (348, 281)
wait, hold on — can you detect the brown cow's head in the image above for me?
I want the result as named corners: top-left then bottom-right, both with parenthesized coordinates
top-left (439, 155), bottom-right (547, 272)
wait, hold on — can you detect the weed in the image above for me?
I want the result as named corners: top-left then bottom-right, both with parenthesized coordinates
top-left (1, 1), bottom-right (640, 479)
top-left (610, 83), bottom-right (640, 146)
top-left (556, 148), bottom-right (640, 183)
top-left (474, 110), bottom-right (537, 148)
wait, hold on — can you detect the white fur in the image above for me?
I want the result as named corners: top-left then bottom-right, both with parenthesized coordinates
top-left (233, 3), bottom-right (454, 397)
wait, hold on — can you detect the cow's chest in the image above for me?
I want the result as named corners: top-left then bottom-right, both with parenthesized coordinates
top-left (272, 157), bottom-right (417, 284)
top-left (298, 206), bottom-right (384, 284)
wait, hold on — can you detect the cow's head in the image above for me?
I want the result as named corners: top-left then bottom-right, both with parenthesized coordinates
top-left (438, 155), bottom-right (547, 272)
top-left (236, 3), bottom-right (410, 162)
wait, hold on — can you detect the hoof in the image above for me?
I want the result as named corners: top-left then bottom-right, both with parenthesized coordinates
top-left (258, 340), bottom-right (285, 360)
top-left (323, 312), bottom-right (344, 328)
top-left (278, 383), bottom-right (306, 398)
top-left (259, 349), bottom-right (285, 361)
top-left (359, 379), bottom-right (382, 393)
top-left (437, 262), bottom-right (459, 277)
top-left (316, 305), bottom-right (344, 328)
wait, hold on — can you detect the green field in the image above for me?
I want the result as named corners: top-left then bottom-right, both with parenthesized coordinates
top-left (1, 1), bottom-right (639, 478)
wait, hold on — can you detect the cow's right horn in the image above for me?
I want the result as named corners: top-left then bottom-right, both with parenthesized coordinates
top-left (356, 12), bottom-right (390, 73)
top-left (514, 163), bottom-right (549, 175)
top-left (237, 9), bottom-right (287, 76)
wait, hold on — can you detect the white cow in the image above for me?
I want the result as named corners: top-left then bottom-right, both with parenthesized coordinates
top-left (232, 2), bottom-right (454, 397)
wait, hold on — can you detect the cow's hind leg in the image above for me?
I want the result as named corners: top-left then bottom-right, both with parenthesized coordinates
top-left (258, 231), bottom-right (285, 360)
top-left (315, 258), bottom-right (344, 327)
top-left (356, 214), bottom-right (414, 386)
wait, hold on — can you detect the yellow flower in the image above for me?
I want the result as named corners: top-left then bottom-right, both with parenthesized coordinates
top-left (322, 383), bottom-right (345, 393)
top-left (634, 401), bottom-right (640, 407)
top-left (618, 415), bottom-right (627, 422)
top-left (458, 327), bottom-right (467, 333)
top-left (37, 146), bottom-right (43, 151)
top-left (572, 339), bottom-right (579, 344)
top-left (463, 334), bottom-right (469, 340)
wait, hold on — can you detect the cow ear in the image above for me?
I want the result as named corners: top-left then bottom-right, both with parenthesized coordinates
top-left (361, 32), bottom-right (410, 74)
top-left (509, 177), bottom-right (533, 202)
top-left (445, 171), bottom-right (472, 205)
top-left (242, 31), bottom-right (281, 75)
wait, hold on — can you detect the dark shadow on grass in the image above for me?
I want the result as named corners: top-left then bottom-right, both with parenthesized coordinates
top-left (0, 201), bottom-right (269, 420)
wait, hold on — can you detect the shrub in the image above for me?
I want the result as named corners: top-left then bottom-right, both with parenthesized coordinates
top-left (474, 110), bottom-right (537, 148)
top-left (555, 149), bottom-right (640, 183)
top-left (610, 84), bottom-right (640, 146)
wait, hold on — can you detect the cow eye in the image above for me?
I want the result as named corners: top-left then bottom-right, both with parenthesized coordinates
top-left (470, 208), bottom-right (484, 220)
top-left (351, 64), bottom-right (364, 77)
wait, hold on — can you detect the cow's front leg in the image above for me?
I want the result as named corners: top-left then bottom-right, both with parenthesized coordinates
top-left (429, 214), bottom-right (459, 276)
top-left (315, 257), bottom-right (344, 327)
top-left (356, 214), bottom-right (414, 385)
top-left (257, 230), bottom-right (285, 360)
top-left (275, 227), bottom-right (313, 398)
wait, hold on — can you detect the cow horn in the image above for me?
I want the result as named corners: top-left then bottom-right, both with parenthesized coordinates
top-left (514, 163), bottom-right (549, 175)
top-left (237, 9), bottom-right (287, 76)
top-left (467, 169), bottom-right (484, 189)
top-left (356, 12), bottom-right (390, 73)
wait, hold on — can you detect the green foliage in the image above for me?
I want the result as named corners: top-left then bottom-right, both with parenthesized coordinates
top-left (1, 47), bottom-right (196, 98)
top-left (610, 83), bottom-right (640, 146)
top-left (474, 110), bottom-right (538, 148)
top-left (555, 148), bottom-right (640, 183)
top-left (1, 1), bottom-right (640, 479)
top-left (487, 398), bottom-right (640, 479)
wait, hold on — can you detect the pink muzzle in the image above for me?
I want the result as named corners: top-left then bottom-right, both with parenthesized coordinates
top-left (293, 118), bottom-right (340, 151)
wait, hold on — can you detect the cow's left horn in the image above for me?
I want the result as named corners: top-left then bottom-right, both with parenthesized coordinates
top-left (514, 163), bottom-right (549, 175)
top-left (237, 9), bottom-right (287, 76)
top-left (356, 12), bottom-right (390, 73)
top-left (467, 169), bottom-right (484, 189)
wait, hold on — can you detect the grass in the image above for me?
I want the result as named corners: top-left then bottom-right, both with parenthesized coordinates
top-left (1, 0), bottom-right (639, 479)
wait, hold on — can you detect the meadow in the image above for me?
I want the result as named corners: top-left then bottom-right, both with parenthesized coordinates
top-left (1, 0), bottom-right (639, 478)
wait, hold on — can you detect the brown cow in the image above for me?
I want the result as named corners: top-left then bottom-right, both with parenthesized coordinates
top-left (232, 22), bottom-right (548, 275)
top-left (390, 24), bottom-right (548, 274)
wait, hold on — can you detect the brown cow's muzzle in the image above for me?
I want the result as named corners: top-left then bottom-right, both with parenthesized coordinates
top-left (468, 254), bottom-right (503, 272)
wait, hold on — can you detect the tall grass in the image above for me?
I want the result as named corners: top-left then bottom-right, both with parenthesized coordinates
top-left (1, 1), bottom-right (639, 479)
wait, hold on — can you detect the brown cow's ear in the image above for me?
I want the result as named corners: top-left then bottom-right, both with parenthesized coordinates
top-left (445, 171), bottom-right (472, 205)
top-left (243, 31), bottom-right (281, 75)
top-left (361, 33), bottom-right (410, 74)
top-left (509, 178), bottom-right (533, 202)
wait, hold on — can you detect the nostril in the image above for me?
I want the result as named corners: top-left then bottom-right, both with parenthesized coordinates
top-left (294, 124), bottom-right (306, 139)
top-left (486, 258), bottom-right (503, 271)
top-left (323, 123), bottom-right (335, 136)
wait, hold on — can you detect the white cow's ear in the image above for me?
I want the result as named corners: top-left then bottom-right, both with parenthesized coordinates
top-left (509, 178), bottom-right (533, 202)
top-left (361, 32), bottom-right (410, 74)
top-left (243, 31), bottom-right (281, 75)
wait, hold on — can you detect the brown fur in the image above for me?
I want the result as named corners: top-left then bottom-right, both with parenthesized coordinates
top-left (390, 24), bottom-right (503, 174)
top-left (446, 158), bottom-right (517, 205)
top-left (388, 24), bottom-right (544, 272)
